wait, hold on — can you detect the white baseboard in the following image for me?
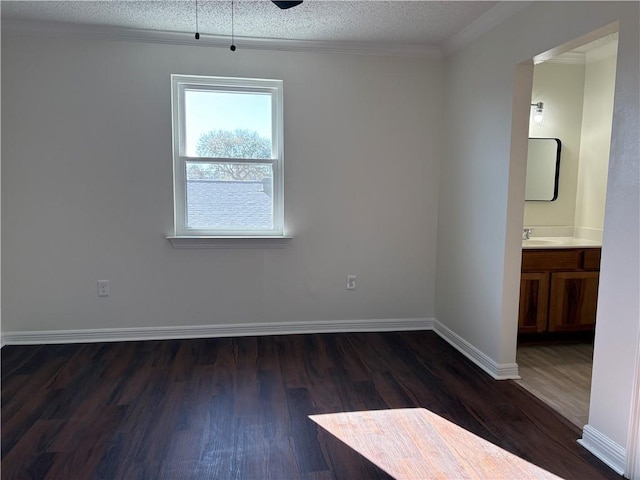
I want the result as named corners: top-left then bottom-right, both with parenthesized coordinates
top-left (1, 317), bottom-right (435, 345)
top-left (578, 425), bottom-right (627, 476)
top-left (4, 317), bottom-right (520, 382)
top-left (432, 319), bottom-right (520, 380)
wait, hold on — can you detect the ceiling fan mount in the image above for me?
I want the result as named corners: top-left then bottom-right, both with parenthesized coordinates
top-left (271, 1), bottom-right (303, 9)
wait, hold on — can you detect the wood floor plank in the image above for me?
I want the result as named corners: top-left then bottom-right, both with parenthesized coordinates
top-left (2, 332), bottom-right (621, 479)
top-left (1, 419), bottom-right (62, 479)
top-left (516, 343), bottom-right (593, 427)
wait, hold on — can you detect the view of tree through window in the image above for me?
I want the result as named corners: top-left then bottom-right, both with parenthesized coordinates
top-left (187, 128), bottom-right (272, 181)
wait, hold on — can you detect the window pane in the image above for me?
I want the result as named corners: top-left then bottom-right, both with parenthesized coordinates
top-left (186, 162), bottom-right (273, 230)
top-left (184, 90), bottom-right (272, 158)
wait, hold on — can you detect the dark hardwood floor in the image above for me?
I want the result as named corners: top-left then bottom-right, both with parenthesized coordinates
top-left (2, 331), bottom-right (620, 479)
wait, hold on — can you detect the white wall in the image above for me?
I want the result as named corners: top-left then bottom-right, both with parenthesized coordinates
top-left (525, 62), bottom-right (585, 228)
top-left (588, 16), bottom-right (639, 453)
top-left (574, 41), bottom-right (617, 237)
top-left (1, 33), bottom-right (442, 332)
top-left (437, 0), bottom-right (639, 462)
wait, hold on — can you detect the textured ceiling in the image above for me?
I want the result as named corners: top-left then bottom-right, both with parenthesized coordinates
top-left (1, 1), bottom-right (499, 47)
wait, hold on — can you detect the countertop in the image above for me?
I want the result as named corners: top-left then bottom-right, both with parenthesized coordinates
top-left (522, 236), bottom-right (602, 250)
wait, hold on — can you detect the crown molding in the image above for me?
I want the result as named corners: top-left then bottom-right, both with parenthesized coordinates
top-left (442, 1), bottom-right (533, 56)
top-left (1, 18), bottom-right (442, 59)
top-left (540, 31), bottom-right (617, 65)
top-left (585, 40), bottom-right (618, 64)
top-left (545, 52), bottom-right (586, 65)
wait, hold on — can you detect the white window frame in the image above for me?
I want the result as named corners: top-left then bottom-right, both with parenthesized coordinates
top-left (170, 74), bottom-right (284, 238)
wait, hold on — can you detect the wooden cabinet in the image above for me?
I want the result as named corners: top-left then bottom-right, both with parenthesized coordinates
top-left (518, 248), bottom-right (601, 336)
top-left (519, 272), bottom-right (550, 333)
top-left (548, 271), bottom-right (599, 332)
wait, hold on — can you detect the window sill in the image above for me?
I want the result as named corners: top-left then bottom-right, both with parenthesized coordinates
top-left (166, 235), bottom-right (292, 249)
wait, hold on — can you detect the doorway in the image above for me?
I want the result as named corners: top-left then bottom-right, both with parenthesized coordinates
top-left (515, 33), bottom-right (618, 429)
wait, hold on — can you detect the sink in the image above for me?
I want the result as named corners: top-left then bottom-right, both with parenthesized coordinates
top-left (522, 239), bottom-right (562, 246)
top-left (522, 236), bottom-right (602, 248)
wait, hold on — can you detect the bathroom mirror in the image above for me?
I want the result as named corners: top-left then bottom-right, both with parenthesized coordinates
top-left (525, 138), bottom-right (561, 201)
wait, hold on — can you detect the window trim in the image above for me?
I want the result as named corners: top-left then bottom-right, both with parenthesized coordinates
top-left (170, 74), bottom-right (284, 237)
top-left (166, 235), bottom-right (292, 249)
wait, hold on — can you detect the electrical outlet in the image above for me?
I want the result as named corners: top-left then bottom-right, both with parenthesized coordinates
top-left (346, 275), bottom-right (357, 290)
top-left (97, 280), bottom-right (110, 297)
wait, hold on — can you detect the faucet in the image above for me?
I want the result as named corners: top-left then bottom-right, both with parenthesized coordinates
top-left (522, 228), bottom-right (534, 240)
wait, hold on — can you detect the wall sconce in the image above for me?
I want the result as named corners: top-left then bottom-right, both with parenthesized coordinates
top-left (531, 101), bottom-right (545, 126)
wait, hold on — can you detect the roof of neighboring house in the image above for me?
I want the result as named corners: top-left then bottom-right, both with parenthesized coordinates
top-left (186, 180), bottom-right (272, 230)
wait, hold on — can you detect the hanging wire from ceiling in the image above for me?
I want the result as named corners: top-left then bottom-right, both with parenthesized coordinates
top-left (230, 0), bottom-right (236, 51)
top-left (194, 0), bottom-right (200, 40)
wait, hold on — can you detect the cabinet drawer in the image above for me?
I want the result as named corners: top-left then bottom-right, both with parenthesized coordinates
top-left (521, 250), bottom-right (582, 272)
top-left (583, 249), bottom-right (601, 270)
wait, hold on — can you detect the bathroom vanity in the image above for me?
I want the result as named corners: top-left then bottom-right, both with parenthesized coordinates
top-left (518, 238), bottom-right (602, 337)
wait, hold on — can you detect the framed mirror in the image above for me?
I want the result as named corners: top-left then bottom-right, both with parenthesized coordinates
top-left (525, 138), bottom-right (561, 201)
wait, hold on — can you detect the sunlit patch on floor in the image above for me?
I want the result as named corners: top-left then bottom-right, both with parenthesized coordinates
top-left (310, 408), bottom-right (562, 479)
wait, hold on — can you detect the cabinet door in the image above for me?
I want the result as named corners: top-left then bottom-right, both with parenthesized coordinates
top-left (548, 272), bottom-right (599, 332)
top-left (519, 272), bottom-right (550, 334)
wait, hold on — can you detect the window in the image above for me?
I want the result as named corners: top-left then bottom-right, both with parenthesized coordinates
top-left (171, 74), bottom-right (284, 237)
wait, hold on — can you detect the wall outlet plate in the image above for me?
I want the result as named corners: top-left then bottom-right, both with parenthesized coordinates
top-left (346, 275), bottom-right (357, 290)
top-left (97, 280), bottom-right (110, 297)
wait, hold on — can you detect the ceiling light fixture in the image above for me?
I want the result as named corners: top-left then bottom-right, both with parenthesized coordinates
top-left (531, 101), bottom-right (545, 126)
top-left (272, 1), bottom-right (303, 9)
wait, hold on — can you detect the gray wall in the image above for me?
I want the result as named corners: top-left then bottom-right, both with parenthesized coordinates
top-left (1, 34), bottom-right (443, 332)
